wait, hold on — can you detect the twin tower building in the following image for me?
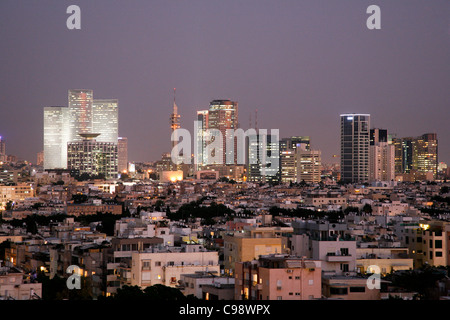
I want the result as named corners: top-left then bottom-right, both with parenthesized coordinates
top-left (43, 89), bottom-right (127, 179)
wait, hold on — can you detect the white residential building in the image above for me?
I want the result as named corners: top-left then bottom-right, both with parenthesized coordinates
top-left (130, 245), bottom-right (220, 289)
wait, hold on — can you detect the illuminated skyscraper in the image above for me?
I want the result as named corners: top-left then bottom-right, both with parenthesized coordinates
top-left (43, 106), bottom-right (69, 169)
top-left (195, 100), bottom-right (239, 168)
top-left (44, 89), bottom-right (120, 172)
top-left (412, 133), bottom-right (438, 179)
top-left (340, 114), bottom-right (370, 183)
top-left (195, 110), bottom-right (209, 170)
top-left (280, 149), bottom-right (296, 183)
top-left (392, 134), bottom-right (437, 180)
top-left (297, 146), bottom-right (322, 184)
top-left (68, 89), bottom-right (94, 142)
top-left (93, 99), bottom-right (118, 143)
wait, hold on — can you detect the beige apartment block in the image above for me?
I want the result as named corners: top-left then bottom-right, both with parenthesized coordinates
top-left (356, 247), bottom-right (413, 275)
top-left (404, 221), bottom-right (450, 268)
top-left (0, 183), bottom-right (35, 210)
top-left (223, 229), bottom-right (288, 275)
top-left (0, 266), bottom-right (42, 300)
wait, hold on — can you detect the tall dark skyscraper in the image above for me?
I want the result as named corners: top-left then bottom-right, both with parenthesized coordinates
top-left (340, 114), bottom-right (370, 183)
top-left (247, 132), bottom-right (280, 184)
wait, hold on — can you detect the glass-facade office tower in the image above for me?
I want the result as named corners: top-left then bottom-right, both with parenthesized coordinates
top-left (392, 137), bottom-right (414, 174)
top-left (247, 132), bottom-right (280, 184)
top-left (196, 100), bottom-right (238, 167)
top-left (195, 110), bottom-right (209, 170)
top-left (93, 99), bottom-right (118, 143)
top-left (412, 133), bottom-right (438, 179)
top-left (340, 114), bottom-right (370, 183)
top-left (68, 89), bottom-right (94, 142)
top-left (44, 90), bottom-right (120, 172)
top-left (67, 134), bottom-right (118, 179)
top-left (392, 134), bottom-right (437, 179)
top-left (43, 106), bottom-right (69, 169)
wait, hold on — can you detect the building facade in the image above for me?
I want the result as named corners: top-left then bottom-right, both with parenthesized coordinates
top-left (43, 106), bottom-right (69, 169)
top-left (117, 137), bottom-right (128, 173)
top-left (340, 114), bottom-right (370, 183)
top-left (369, 128), bottom-right (395, 182)
top-left (67, 134), bottom-right (118, 179)
top-left (68, 89), bottom-right (94, 143)
top-left (297, 147), bottom-right (321, 184)
top-left (92, 99), bottom-right (119, 143)
top-left (234, 255), bottom-right (322, 300)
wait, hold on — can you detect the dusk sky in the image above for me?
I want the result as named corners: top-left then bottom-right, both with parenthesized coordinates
top-left (0, 0), bottom-right (449, 165)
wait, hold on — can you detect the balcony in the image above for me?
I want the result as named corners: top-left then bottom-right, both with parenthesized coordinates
top-left (326, 253), bottom-right (353, 262)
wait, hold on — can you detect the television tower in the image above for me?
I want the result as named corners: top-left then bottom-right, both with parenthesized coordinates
top-left (170, 88), bottom-right (181, 168)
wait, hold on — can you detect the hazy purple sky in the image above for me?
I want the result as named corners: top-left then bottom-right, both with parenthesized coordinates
top-left (0, 0), bottom-right (449, 164)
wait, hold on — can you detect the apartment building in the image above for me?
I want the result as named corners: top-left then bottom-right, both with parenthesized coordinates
top-left (0, 183), bottom-right (35, 210)
top-left (106, 237), bottom-right (164, 296)
top-left (291, 220), bottom-right (357, 276)
top-left (404, 221), bottom-right (450, 268)
top-left (180, 272), bottom-right (234, 299)
top-left (322, 275), bottom-right (381, 300)
top-left (130, 244), bottom-right (220, 289)
top-left (372, 201), bottom-right (409, 216)
top-left (0, 265), bottom-right (42, 300)
top-left (234, 255), bottom-right (322, 300)
top-left (303, 192), bottom-right (347, 209)
top-left (356, 247), bottom-right (413, 275)
top-left (66, 203), bottom-right (122, 216)
top-left (223, 227), bottom-right (290, 275)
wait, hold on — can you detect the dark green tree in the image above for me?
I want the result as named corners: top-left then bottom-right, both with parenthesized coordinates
top-left (362, 203), bottom-right (373, 214)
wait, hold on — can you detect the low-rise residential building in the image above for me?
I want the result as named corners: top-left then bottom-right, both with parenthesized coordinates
top-left (234, 255), bottom-right (322, 300)
top-left (180, 272), bottom-right (234, 299)
top-left (356, 247), bottom-right (413, 275)
top-left (130, 244), bottom-right (220, 289)
top-left (322, 275), bottom-right (381, 300)
top-left (223, 227), bottom-right (291, 275)
top-left (66, 203), bottom-right (122, 216)
top-left (0, 265), bottom-right (42, 300)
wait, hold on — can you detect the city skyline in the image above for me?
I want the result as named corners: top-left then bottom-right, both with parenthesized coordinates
top-left (0, 0), bottom-right (448, 165)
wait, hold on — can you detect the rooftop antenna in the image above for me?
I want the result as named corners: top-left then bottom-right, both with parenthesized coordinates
top-left (173, 88), bottom-right (177, 114)
top-left (255, 108), bottom-right (258, 131)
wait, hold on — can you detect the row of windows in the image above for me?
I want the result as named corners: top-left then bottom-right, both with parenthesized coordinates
top-left (330, 286), bottom-right (366, 295)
